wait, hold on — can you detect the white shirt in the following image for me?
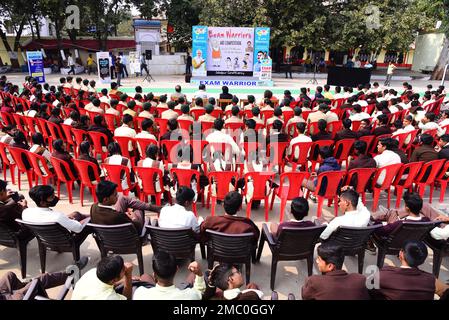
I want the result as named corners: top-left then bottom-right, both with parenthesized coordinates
top-left (114, 124), bottom-right (137, 151)
top-left (439, 118), bottom-right (449, 127)
top-left (52, 100), bottom-right (61, 107)
top-left (392, 124), bottom-right (415, 144)
top-left (349, 112), bottom-right (371, 121)
top-left (288, 134), bottom-right (312, 157)
top-left (68, 56), bottom-right (75, 66)
top-left (99, 96), bottom-right (110, 105)
top-left (135, 131), bottom-right (157, 141)
top-left (431, 224), bottom-right (449, 240)
top-left (133, 276), bottom-right (205, 300)
top-left (158, 203), bottom-right (201, 232)
top-left (63, 118), bottom-right (74, 125)
top-left (374, 150), bottom-right (401, 184)
top-left (206, 129), bottom-right (241, 156)
top-left (320, 202), bottom-right (371, 240)
top-left (22, 207), bottom-right (84, 233)
top-left (418, 121), bottom-right (444, 137)
top-left (71, 269), bottom-right (126, 300)
top-left (193, 90), bottom-right (208, 100)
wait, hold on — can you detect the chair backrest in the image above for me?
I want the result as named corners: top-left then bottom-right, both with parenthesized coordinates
top-left (87, 131), bottom-right (109, 155)
top-left (208, 171), bottom-right (239, 200)
top-left (288, 141), bottom-right (312, 166)
top-left (385, 221), bottom-right (436, 251)
top-left (135, 167), bottom-right (164, 196)
top-left (358, 135), bottom-right (375, 154)
top-left (61, 124), bottom-right (75, 146)
top-left (394, 129), bottom-right (418, 150)
top-left (46, 121), bottom-right (64, 141)
top-left (328, 225), bottom-right (382, 254)
top-left (104, 114), bottom-right (120, 132)
top-left (190, 109), bottom-right (206, 120)
top-left (278, 172), bottom-right (310, 200)
top-left (333, 139), bottom-right (355, 161)
top-left (392, 161), bottom-right (423, 189)
top-left (0, 221), bottom-right (19, 247)
top-left (276, 225), bottom-right (326, 258)
top-left (27, 151), bottom-right (52, 179)
top-left (8, 146), bottom-right (31, 171)
top-left (16, 219), bottom-right (75, 250)
top-left (146, 225), bottom-right (198, 260)
top-left (0, 141), bottom-right (12, 165)
top-left (88, 223), bottom-right (141, 252)
top-left (73, 159), bottom-right (101, 186)
top-left (345, 168), bottom-right (377, 192)
top-left (154, 118), bottom-right (168, 137)
top-left (160, 140), bottom-right (185, 164)
top-left (327, 121), bottom-right (343, 138)
top-left (170, 168), bottom-right (201, 192)
top-left (283, 109), bottom-right (294, 123)
top-left (205, 229), bottom-right (254, 264)
top-left (114, 136), bottom-right (135, 160)
top-left (50, 156), bottom-right (77, 183)
top-left (267, 142), bottom-right (289, 167)
top-left (101, 163), bottom-right (132, 192)
top-left (415, 159), bottom-right (445, 183)
top-left (436, 160), bottom-right (449, 181)
top-left (372, 163), bottom-right (403, 190)
top-left (135, 138), bottom-right (158, 158)
top-left (310, 140), bottom-right (334, 160)
top-left (243, 172), bottom-right (275, 199)
top-left (0, 111), bottom-right (15, 126)
top-left (315, 171), bottom-right (346, 198)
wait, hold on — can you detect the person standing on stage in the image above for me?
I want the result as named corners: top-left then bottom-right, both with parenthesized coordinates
top-left (285, 54), bottom-right (293, 79)
top-left (384, 61), bottom-right (397, 87)
top-left (140, 53), bottom-right (149, 76)
top-left (186, 52), bottom-right (192, 75)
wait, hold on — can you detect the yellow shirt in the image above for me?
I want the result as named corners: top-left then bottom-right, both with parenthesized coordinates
top-left (87, 57), bottom-right (95, 66)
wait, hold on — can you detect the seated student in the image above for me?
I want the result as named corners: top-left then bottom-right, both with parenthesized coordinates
top-left (437, 134), bottom-right (449, 159)
top-left (266, 107), bottom-right (284, 127)
top-left (160, 118), bottom-right (183, 141)
top-left (373, 192), bottom-right (430, 238)
top-left (311, 119), bottom-right (332, 141)
top-left (200, 191), bottom-right (260, 243)
top-left (88, 115), bottom-right (114, 144)
top-left (373, 114), bottom-right (392, 136)
top-left (347, 140), bottom-right (376, 171)
top-left (134, 251), bottom-right (205, 300)
top-left (356, 118), bottom-right (373, 137)
top-left (334, 118), bottom-right (358, 140)
top-left (136, 145), bottom-right (167, 195)
top-left (418, 112), bottom-right (444, 137)
top-left (90, 180), bottom-right (160, 233)
top-left (22, 185), bottom-right (89, 234)
top-left (123, 100), bottom-right (137, 117)
top-left (198, 104), bottom-right (216, 123)
top-left (370, 240), bottom-right (449, 300)
top-left (319, 189), bottom-right (370, 240)
top-left (390, 138), bottom-right (409, 164)
top-left (266, 119), bottom-right (289, 145)
top-left (158, 186), bottom-right (202, 232)
top-left (77, 141), bottom-right (102, 181)
top-left (269, 197), bottom-right (315, 238)
top-left (301, 243), bottom-right (370, 300)
top-left (138, 102), bottom-right (155, 120)
top-left (0, 179), bottom-right (28, 234)
top-left (287, 122), bottom-right (312, 159)
top-left (161, 101), bottom-right (178, 120)
top-left (205, 263), bottom-right (263, 300)
top-left (373, 137), bottom-right (401, 184)
top-left (36, 103), bottom-right (50, 120)
top-left (105, 99), bottom-right (121, 117)
top-left (177, 104), bottom-right (195, 122)
top-left (248, 106), bottom-right (264, 125)
top-left (0, 260), bottom-right (88, 300)
top-left (225, 106), bottom-right (243, 126)
top-left (48, 107), bottom-right (63, 126)
top-left (30, 132), bottom-right (52, 164)
top-left (410, 133), bottom-right (438, 163)
top-left (103, 142), bottom-right (135, 191)
top-left (0, 124), bottom-right (16, 145)
top-left (72, 255), bottom-right (137, 300)
top-left (51, 139), bottom-right (79, 180)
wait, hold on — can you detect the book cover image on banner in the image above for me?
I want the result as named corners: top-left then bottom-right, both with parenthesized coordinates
top-left (97, 52), bottom-right (111, 84)
top-left (26, 51), bottom-right (45, 83)
top-left (192, 26), bottom-right (208, 77)
top-left (206, 27), bottom-right (254, 76)
top-left (253, 27), bottom-right (270, 77)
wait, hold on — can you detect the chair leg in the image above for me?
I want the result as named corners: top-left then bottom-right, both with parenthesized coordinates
top-left (429, 183), bottom-right (434, 204)
top-left (192, 202), bottom-right (198, 217)
top-left (137, 247), bottom-right (144, 275)
top-left (432, 249), bottom-right (443, 278)
top-left (440, 182), bottom-right (447, 203)
top-left (199, 242), bottom-right (206, 260)
top-left (10, 164), bottom-right (16, 185)
top-left (256, 233), bottom-right (266, 262)
top-left (333, 196), bottom-right (338, 217)
top-left (372, 188), bottom-right (380, 211)
top-left (80, 183), bottom-right (84, 207)
top-left (387, 188), bottom-right (391, 209)
top-left (18, 241), bottom-right (28, 279)
top-left (245, 261), bottom-right (251, 284)
top-left (211, 197), bottom-right (216, 217)
top-left (376, 248), bottom-right (386, 268)
top-left (67, 181), bottom-right (74, 204)
top-left (17, 170), bottom-right (21, 191)
top-left (246, 200), bottom-right (252, 219)
top-left (306, 255), bottom-right (313, 276)
top-left (316, 196), bottom-right (324, 218)
top-left (358, 250), bottom-right (365, 274)
top-left (38, 242), bottom-right (47, 273)
top-left (264, 196), bottom-right (269, 222)
top-left (270, 257), bottom-right (278, 290)
top-left (26, 170), bottom-right (33, 190)
top-left (395, 186), bottom-right (403, 208)
top-left (279, 198), bottom-right (287, 222)
top-left (270, 189), bottom-right (276, 210)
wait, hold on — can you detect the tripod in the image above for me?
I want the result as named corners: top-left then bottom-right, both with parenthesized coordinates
top-left (141, 61), bottom-right (155, 83)
top-left (306, 63), bottom-right (318, 85)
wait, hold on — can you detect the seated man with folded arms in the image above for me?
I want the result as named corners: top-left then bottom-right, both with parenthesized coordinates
top-left (90, 180), bottom-right (161, 233)
top-left (370, 240), bottom-right (449, 300)
top-left (158, 186), bottom-right (203, 232)
top-left (133, 251), bottom-right (205, 300)
top-left (270, 197), bottom-right (315, 238)
top-left (302, 243), bottom-right (370, 300)
top-left (204, 263), bottom-right (263, 300)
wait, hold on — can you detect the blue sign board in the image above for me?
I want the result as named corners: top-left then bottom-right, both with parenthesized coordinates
top-left (26, 51), bottom-right (45, 83)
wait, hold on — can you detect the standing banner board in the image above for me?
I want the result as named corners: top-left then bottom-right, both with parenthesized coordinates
top-left (259, 57), bottom-right (272, 80)
top-left (191, 26), bottom-right (208, 77)
top-left (253, 27), bottom-right (271, 78)
top-left (97, 51), bottom-right (111, 84)
top-left (128, 51), bottom-right (140, 76)
top-left (26, 51), bottom-right (45, 83)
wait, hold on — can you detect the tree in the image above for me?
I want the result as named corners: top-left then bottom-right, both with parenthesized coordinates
top-left (430, 0), bottom-right (449, 80)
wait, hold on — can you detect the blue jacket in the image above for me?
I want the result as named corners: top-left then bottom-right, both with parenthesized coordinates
top-left (317, 157), bottom-right (341, 175)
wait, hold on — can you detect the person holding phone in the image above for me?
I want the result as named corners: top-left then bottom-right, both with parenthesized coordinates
top-left (0, 179), bottom-right (27, 233)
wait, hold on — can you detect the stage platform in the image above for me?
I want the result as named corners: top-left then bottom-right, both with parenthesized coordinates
top-left (191, 76), bottom-right (274, 87)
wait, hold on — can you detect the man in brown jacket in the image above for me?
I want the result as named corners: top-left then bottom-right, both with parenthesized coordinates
top-left (90, 180), bottom-right (161, 233)
top-left (410, 134), bottom-right (438, 163)
top-left (301, 243), bottom-right (370, 300)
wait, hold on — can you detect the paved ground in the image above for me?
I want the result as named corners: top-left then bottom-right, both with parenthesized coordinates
top-left (0, 75), bottom-right (448, 300)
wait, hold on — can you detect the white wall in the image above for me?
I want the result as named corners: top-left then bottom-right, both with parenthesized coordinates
top-left (146, 54), bottom-right (186, 75)
top-left (412, 33), bottom-right (446, 72)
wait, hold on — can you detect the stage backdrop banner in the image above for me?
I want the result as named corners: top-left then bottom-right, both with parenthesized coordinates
top-left (192, 26), bottom-right (208, 77)
top-left (97, 51), bottom-right (111, 84)
top-left (253, 27), bottom-right (270, 77)
top-left (206, 27), bottom-right (254, 76)
top-left (26, 51), bottom-right (45, 83)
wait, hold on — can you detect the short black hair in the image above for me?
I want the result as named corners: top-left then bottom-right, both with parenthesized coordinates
top-left (205, 104), bottom-right (214, 114)
top-left (79, 141), bottom-right (91, 155)
top-left (317, 119), bottom-right (327, 132)
top-left (29, 185), bottom-right (54, 206)
top-left (0, 179), bottom-right (7, 192)
top-left (141, 118), bottom-right (153, 131)
top-left (96, 180), bottom-right (117, 203)
top-left (122, 114), bottom-right (133, 125)
top-left (251, 106), bottom-right (260, 116)
top-left (403, 192), bottom-right (423, 215)
top-left (353, 140), bottom-right (367, 154)
top-left (425, 112), bottom-right (436, 122)
top-left (96, 255), bottom-right (124, 284)
top-left (319, 145), bottom-right (333, 159)
top-left (107, 142), bottom-right (122, 156)
top-left (377, 114), bottom-right (389, 125)
top-left (152, 251), bottom-right (178, 281)
top-left (199, 84), bottom-right (206, 90)
top-left (145, 144), bottom-right (158, 159)
top-left (290, 197), bottom-right (309, 220)
top-left (317, 243), bottom-right (344, 270)
top-left (231, 106), bottom-right (240, 116)
top-left (402, 240), bottom-right (428, 268)
top-left (181, 104), bottom-right (189, 114)
top-left (176, 186), bottom-right (195, 206)
top-left (223, 191), bottom-right (242, 215)
top-left (245, 119), bottom-right (256, 129)
top-left (420, 134), bottom-right (433, 145)
top-left (439, 134), bottom-right (449, 143)
top-left (167, 118), bottom-right (178, 131)
top-left (340, 189), bottom-right (359, 208)
top-left (94, 115), bottom-right (103, 126)
top-left (274, 107), bottom-right (282, 117)
top-left (214, 118), bottom-right (224, 131)
top-left (297, 122), bottom-right (307, 134)
top-left (52, 139), bottom-right (65, 153)
top-left (342, 118), bottom-right (352, 129)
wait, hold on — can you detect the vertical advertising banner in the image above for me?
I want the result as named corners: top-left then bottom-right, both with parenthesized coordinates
top-left (192, 26), bottom-right (208, 77)
top-left (253, 27), bottom-right (271, 78)
top-left (26, 51), bottom-right (45, 83)
top-left (259, 58), bottom-right (272, 81)
top-left (97, 51), bottom-right (111, 84)
top-left (206, 27), bottom-right (254, 76)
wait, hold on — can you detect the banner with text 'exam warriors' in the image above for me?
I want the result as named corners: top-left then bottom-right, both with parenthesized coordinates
top-left (259, 57), bottom-right (272, 81)
top-left (207, 27), bottom-right (254, 76)
top-left (192, 26), bottom-right (208, 77)
top-left (26, 51), bottom-right (45, 83)
top-left (97, 51), bottom-right (111, 84)
top-left (253, 27), bottom-right (270, 77)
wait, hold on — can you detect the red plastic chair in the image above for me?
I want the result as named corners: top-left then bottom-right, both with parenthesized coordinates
top-left (200, 121), bottom-right (214, 134)
top-left (351, 120), bottom-right (362, 131)
top-left (87, 110), bottom-right (103, 124)
top-left (170, 168), bottom-right (204, 215)
top-left (306, 171), bottom-right (346, 218)
top-left (36, 118), bottom-right (51, 146)
top-left (283, 110), bottom-right (294, 124)
top-left (393, 129), bottom-right (418, 156)
top-left (371, 163), bottom-right (403, 211)
top-left (101, 163), bottom-right (137, 196)
top-left (135, 138), bottom-right (158, 159)
top-left (160, 140), bottom-right (185, 165)
top-left (61, 124), bottom-right (76, 153)
top-left (435, 160), bottom-right (449, 203)
top-left (260, 110), bottom-right (274, 125)
top-left (0, 111), bottom-right (15, 126)
top-left (207, 171), bottom-right (239, 216)
top-left (413, 159), bottom-right (445, 203)
top-left (114, 136), bottom-right (136, 164)
top-left (0, 142), bottom-right (16, 184)
top-left (46, 121), bottom-right (65, 142)
top-left (333, 139), bottom-right (355, 167)
top-left (344, 168), bottom-right (377, 205)
top-left (287, 141), bottom-right (312, 171)
top-left (133, 116), bottom-right (147, 133)
top-left (309, 140), bottom-right (335, 171)
top-left (27, 151), bottom-right (54, 186)
top-left (135, 167), bottom-right (164, 205)
top-left (87, 131), bottom-right (109, 161)
top-left (177, 119), bottom-right (194, 133)
top-left (190, 109), bottom-right (206, 121)
top-left (104, 114), bottom-right (120, 132)
top-left (50, 156), bottom-right (77, 204)
top-left (307, 122), bottom-right (320, 136)
top-left (71, 128), bottom-right (88, 158)
top-left (441, 124), bottom-right (449, 135)
top-left (154, 118), bottom-right (168, 137)
top-left (7, 147), bottom-right (34, 191)
top-left (23, 116), bottom-right (40, 138)
top-left (266, 142), bottom-right (290, 174)
top-left (242, 171), bottom-right (275, 221)
top-left (358, 135), bottom-right (375, 154)
top-left (392, 162), bottom-right (423, 208)
top-left (73, 159), bottom-right (101, 207)
top-left (369, 134), bottom-right (392, 155)
top-left (270, 172), bottom-right (310, 222)
top-left (423, 128), bottom-right (438, 139)
top-left (11, 114), bottom-right (27, 137)
top-left (224, 122), bottom-right (244, 131)
top-left (326, 121), bottom-right (343, 139)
